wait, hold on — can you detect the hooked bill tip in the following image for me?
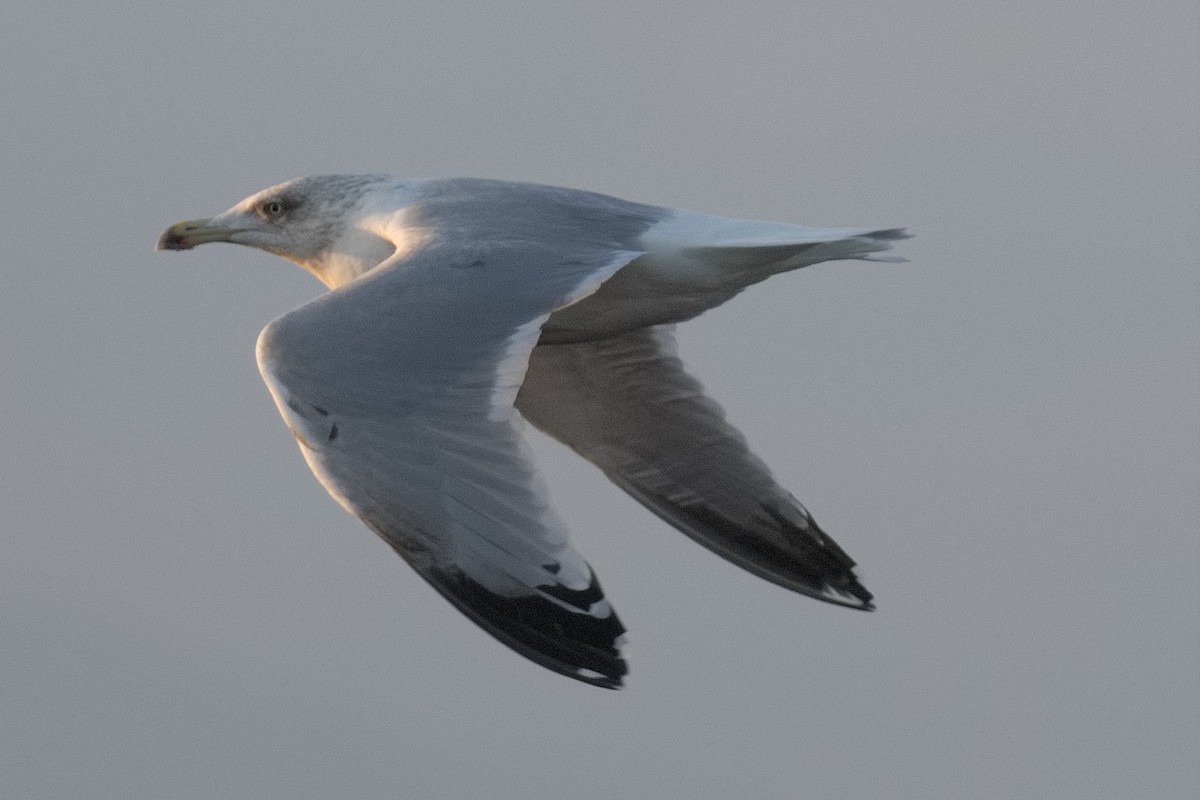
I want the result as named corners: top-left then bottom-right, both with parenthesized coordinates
top-left (155, 219), bottom-right (213, 252)
top-left (156, 229), bottom-right (194, 251)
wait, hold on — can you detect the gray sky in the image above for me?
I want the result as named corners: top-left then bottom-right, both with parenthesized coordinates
top-left (2, 2), bottom-right (1196, 798)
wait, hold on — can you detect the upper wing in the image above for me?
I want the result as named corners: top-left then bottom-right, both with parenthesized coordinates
top-left (517, 326), bottom-right (874, 610)
top-left (255, 240), bottom-right (642, 688)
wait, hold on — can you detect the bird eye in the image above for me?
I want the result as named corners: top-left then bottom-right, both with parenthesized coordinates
top-left (260, 200), bottom-right (285, 218)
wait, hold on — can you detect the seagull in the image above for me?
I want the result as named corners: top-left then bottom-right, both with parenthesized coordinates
top-left (157, 175), bottom-right (907, 688)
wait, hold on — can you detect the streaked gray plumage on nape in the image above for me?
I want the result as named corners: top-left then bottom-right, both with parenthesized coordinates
top-left (158, 175), bottom-right (908, 689)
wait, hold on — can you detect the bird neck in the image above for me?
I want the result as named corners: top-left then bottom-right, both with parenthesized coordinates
top-left (305, 228), bottom-right (398, 289)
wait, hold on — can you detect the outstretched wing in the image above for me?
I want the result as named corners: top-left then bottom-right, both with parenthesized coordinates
top-left (517, 326), bottom-right (874, 610)
top-left (256, 241), bottom-right (642, 688)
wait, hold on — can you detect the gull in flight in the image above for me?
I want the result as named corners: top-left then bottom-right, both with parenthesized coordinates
top-left (158, 175), bottom-right (907, 688)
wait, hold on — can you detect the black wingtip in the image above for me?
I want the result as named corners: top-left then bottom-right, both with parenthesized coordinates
top-left (570, 661), bottom-right (626, 690)
top-left (424, 568), bottom-right (628, 689)
top-left (643, 494), bottom-right (876, 613)
top-left (822, 580), bottom-right (875, 611)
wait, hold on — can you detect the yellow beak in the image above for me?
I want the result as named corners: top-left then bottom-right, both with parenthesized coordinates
top-left (156, 219), bottom-right (244, 251)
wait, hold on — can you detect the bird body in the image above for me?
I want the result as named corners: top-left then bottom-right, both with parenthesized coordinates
top-left (159, 175), bottom-right (907, 688)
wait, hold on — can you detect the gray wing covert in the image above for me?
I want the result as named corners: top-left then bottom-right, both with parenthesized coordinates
top-left (255, 241), bottom-right (641, 688)
top-left (517, 326), bottom-right (874, 610)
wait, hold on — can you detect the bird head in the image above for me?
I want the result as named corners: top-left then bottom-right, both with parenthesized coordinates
top-left (157, 174), bottom-right (405, 287)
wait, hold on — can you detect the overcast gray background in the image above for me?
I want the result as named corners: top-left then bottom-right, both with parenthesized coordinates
top-left (2, 2), bottom-right (1196, 798)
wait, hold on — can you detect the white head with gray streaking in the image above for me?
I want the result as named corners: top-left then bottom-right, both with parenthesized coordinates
top-left (158, 174), bottom-right (421, 287)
